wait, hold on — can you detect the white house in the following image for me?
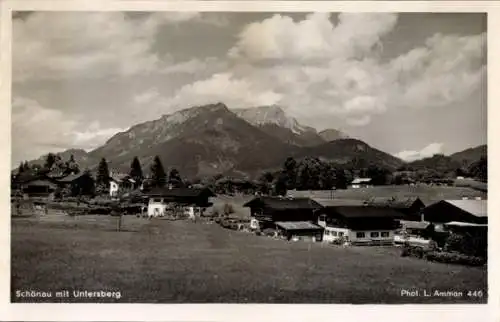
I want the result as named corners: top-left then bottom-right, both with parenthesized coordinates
top-left (316, 202), bottom-right (401, 246)
top-left (349, 178), bottom-right (373, 189)
top-left (144, 187), bottom-right (215, 218)
top-left (109, 173), bottom-right (136, 198)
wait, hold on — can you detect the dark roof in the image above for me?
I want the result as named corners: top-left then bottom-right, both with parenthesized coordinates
top-left (145, 187), bottom-right (215, 198)
top-left (57, 172), bottom-right (89, 183)
top-left (13, 172), bottom-right (42, 184)
top-left (23, 179), bottom-right (58, 188)
top-left (314, 198), bottom-right (366, 207)
top-left (442, 200), bottom-right (487, 218)
top-left (243, 196), bottom-right (322, 210)
top-left (331, 206), bottom-right (404, 219)
top-left (364, 196), bottom-right (425, 209)
top-left (275, 221), bottom-right (323, 231)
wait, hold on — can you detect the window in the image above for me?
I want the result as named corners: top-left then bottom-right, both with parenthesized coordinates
top-left (381, 232), bottom-right (390, 237)
top-left (370, 232), bottom-right (379, 238)
top-left (338, 232), bottom-right (344, 237)
top-left (332, 231), bottom-right (338, 237)
top-left (356, 232), bottom-right (365, 238)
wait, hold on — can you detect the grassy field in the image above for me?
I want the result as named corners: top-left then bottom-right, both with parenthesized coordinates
top-left (11, 215), bottom-right (487, 304)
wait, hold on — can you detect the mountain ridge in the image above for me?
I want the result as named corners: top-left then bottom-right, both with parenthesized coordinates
top-left (16, 103), bottom-right (485, 179)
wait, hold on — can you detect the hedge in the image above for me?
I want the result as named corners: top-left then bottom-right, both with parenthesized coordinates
top-left (426, 251), bottom-right (486, 266)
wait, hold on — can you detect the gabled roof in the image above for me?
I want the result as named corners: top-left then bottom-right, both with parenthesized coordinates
top-left (57, 172), bottom-right (89, 183)
top-left (275, 221), bottom-right (323, 231)
top-left (243, 196), bottom-right (322, 210)
top-left (364, 196), bottom-right (425, 209)
top-left (314, 198), bottom-right (365, 207)
top-left (332, 206), bottom-right (404, 219)
top-left (145, 187), bottom-right (215, 198)
top-left (444, 221), bottom-right (487, 228)
top-left (442, 200), bottom-right (487, 218)
top-left (23, 179), bottom-right (58, 188)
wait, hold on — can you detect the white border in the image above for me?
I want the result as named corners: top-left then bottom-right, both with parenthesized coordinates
top-left (1, 1), bottom-right (498, 321)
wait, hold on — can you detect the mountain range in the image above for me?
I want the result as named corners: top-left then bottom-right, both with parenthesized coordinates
top-left (20, 103), bottom-right (486, 179)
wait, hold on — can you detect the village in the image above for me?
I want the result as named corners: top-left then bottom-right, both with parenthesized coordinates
top-left (11, 153), bottom-right (488, 271)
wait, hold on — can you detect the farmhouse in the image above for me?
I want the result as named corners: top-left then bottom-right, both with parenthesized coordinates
top-left (349, 178), bottom-right (372, 189)
top-left (316, 205), bottom-right (401, 245)
top-left (14, 175), bottom-right (58, 199)
top-left (423, 199), bottom-right (487, 225)
top-left (57, 172), bottom-right (95, 196)
top-left (144, 187), bottom-right (215, 218)
top-left (243, 196), bottom-right (322, 230)
top-left (109, 173), bottom-right (136, 198)
top-left (364, 196), bottom-right (425, 221)
top-left (275, 221), bottom-right (324, 242)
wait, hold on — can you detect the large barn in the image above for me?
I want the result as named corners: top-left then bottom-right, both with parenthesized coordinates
top-left (423, 199), bottom-right (487, 225)
top-left (144, 187), bottom-right (215, 218)
top-left (243, 196), bottom-right (322, 230)
top-left (315, 203), bottom-right (402, 246)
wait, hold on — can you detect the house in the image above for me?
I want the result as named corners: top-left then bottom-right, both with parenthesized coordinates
top-left (243, 196), bottom-right (322, 230)
top-left (144, 187), bottom-right (215, 218)
top-left (16, 176), bottom-right (58, 199)
top-left (316, 205), bottom-right (402, 246)
top-left (109, 173), bottom-right (136, 198)
top-left (274, 221), bottom-right (324, 242)
top-left (57, 172), bottom-right (95, 196)
top-left (422, 199), bottom-right (487, 225)
top-left (349, 178), bottom-right (372, 189)
top-left (363, 196), bottom-right (425, 221)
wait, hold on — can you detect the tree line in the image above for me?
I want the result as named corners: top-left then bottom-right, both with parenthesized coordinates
top-left (95, 155), bottom-right (184, 193)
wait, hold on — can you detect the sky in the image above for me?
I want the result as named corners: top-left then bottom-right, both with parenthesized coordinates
top-left (11, 12), bottom-right (487, 166)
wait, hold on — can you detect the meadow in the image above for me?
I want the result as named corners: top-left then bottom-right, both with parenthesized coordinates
top-left (11, 209), bottom-right (487, 304)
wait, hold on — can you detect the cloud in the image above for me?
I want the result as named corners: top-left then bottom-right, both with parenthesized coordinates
top-left (395, 143), bottom-right (444, 162)
top-left (219, 13), bottom-right (485, 127)
top-left (12, 12), bottom-right (227, 82)
top-left (163, 72), bottom-right (283, 110)
top-left (229, 13), bottom-right (397, 62)
top-left (11, 97), bottom-right (125, 165)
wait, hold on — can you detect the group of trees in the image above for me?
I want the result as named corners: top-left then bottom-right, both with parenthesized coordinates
top-left (268, 157), bottom-right (392, 195)
top-left (95, 155), bottom-right (185, 193)
top-left (16, 153), bottom-right (80, 177)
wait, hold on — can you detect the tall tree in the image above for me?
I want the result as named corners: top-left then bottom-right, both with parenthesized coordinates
top-left (64, 154), bottom-right (80, 175)
top-left (96, 158), bottom-right (111, 188)
top-left (334, 169), bottom-right (348, 189)
top-left (168, 168), bottom-right (183, 187)
top-left (257, 171), bottom-right (274, 194)
top-left (274, 171), bottom-right (288, 196)
top-left (150, 156), bottom-right (166, 187)
top-left (17, 161), bottom-right (25, 174)
top-left (129, 157), bottom-right (143, 183)
top-left (44, 153), bottom-right (57, 170)
top-left (283, 157), bottom-right (297, 190)
top-left (469, 156), bottom-right (487, 182)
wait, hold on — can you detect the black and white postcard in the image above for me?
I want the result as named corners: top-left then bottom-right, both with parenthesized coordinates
top-left (0, 1), bottom-right (497, 321)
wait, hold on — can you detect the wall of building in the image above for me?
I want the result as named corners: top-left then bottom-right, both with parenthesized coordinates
top-left (322, 226), bottom-right (350, 242)
top-left (110, 181), bottom-right (119, 197)
top-left (348, 229), bottom-right (394, 245)
top-left (147, 199), bottom-right (167, 217)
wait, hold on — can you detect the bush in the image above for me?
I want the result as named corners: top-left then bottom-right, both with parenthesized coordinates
top-left (426, 251), bottom-right (486, 266)
top-left (401, 245), bottom-right (427, 258)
